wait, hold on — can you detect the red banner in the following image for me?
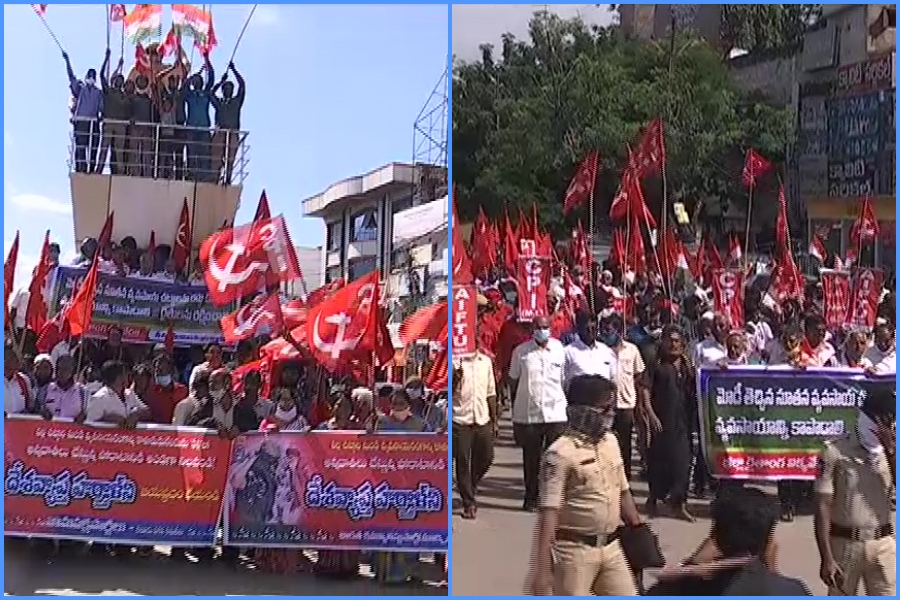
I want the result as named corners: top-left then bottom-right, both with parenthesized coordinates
top-left (711, 268), bottom-right (745, 327)
top-left (517, 256), bottom-right (549, 322)
top-left (845, 267), bottom-right (884, 329)
top-left (821, 269), bottom-right (851, 330)
top-left (223, 432), bottom-right (448, 551)
top-left (451, 285), bottom-right (476, 357)
top-left (4, 417), bottom-right (231, 545)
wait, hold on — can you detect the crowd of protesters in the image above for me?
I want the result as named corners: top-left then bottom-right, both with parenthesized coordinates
top-left (65, 42), bottom-right (245, 184)
top-left (453, 239), bottom-right (896, 595)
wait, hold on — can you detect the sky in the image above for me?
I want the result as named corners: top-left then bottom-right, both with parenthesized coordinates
top-left (452, 4), bottom-right (615, 62)
top-left (4, 4), bottom-right (448, 290)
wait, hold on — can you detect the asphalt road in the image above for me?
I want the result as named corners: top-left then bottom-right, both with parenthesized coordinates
top-left (4, 545), bottom-right (448, 596)
top-left (451, 418), bottom-right (836, 596)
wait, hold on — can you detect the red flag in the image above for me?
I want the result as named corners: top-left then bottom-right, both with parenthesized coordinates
top-left (845, 268), bottom-right (884, 329)
top-left (609, 228), bottom-right (626, 266)
top-left (820, 270), bottom-right (851, 330)
top-left (451, 198), bottom-right (474, 285)
top-left (172, 198), bottom-right (192, 274)
top-left (516, 256), bottom-right (550, 322)
top-left (305, 279), bottom-right (344, 309)
top-left (147, 230), bottom-right (157, 256)
top-left (31, 4), bottom-right (47, 17)
top-left (164, 322), bottom-right (175, 352)
top-left (609, 155), bottom-right (657, 228)
top-left (775, 185), bottom-right (790, 253)
top-left (563, 151), bottom-right (598, 215)
top-left (109, 4), bottom-right (126, 22)
top-left (850, 195), bottom-right (880, 246)
top-left (768, 252), bottom-right (804, 303)
top-left (711, 269), bottom-right (745, 328)
top-left (67, 213), bottom-right (114, 337)
top-left (423, 347), bottom-right (449, 391)
top-left (625, 217), bottom-right (646, 275)
top-left (728, 233), bottom-right (742, 265)
top-left (220, 292), bottom-right (285, 344)
top-left (742, 148), bottom-right (773, 189)
top-left (808, 234), bottom-right (827, 263)
top-left (4, 231), bottom-right (20, 329)
top-left (254, 190), bottom-right (272, 222)
top-left (470, 207), bottom-right (495, 277)
top-left (24, 231), bottom-right (51, 333)
top-left (451, 286), bottom-right (477, 357)
top-left (200, 216), bottom-right (301, 306)
top-left (632, 119), bottom-right (666, 178)
top-left (281, 298), bottom-right (307, 330)
top-left (399, 301), bottom-right (448, 346)
top-left (300, 271), bottom-right (381, 373)
top-left (503, 210), bottom-right (518, 274)
top-left (159, 25), bottom-right (179, 58)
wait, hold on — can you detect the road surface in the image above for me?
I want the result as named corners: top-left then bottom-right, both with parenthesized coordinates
top-left (4, 545), bottom-right (447, 596)
top-left (452, 418), bottom-right (834, 596)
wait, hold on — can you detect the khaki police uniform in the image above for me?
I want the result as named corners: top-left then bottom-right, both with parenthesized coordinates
top-left (816, 435), bottom-right (896, 596)
top-left (539, 430), bottom-right (637, 596)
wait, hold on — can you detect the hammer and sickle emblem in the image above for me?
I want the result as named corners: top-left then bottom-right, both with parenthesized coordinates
top-left (311, 283), bottom-right (375, 360)
top-left (233, 299), bottom-right (273, 337)
top-left (207, 235), bottom-right (269, 293)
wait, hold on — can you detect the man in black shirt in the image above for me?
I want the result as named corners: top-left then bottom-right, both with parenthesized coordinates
top-left (646, 487), bottom-right (811, 595)
top-left (98, 48), bottom-right (131, 175)
top-left (160, 73), bottom-right (187, 179)
top-left (128, 74), bottom-right (155, 177)
top-left (210, 62), bottom-right (246, 184)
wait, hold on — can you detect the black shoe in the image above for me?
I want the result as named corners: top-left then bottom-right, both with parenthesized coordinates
top-left (780, 506), bottom-right (794, 522)
top-left (523, 501), bottom-right (537, 513)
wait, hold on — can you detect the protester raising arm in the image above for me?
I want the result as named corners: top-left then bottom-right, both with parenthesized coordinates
top-left (230, 61), bottom-right (246, 105)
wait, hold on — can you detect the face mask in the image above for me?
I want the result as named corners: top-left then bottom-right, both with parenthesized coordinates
top-left (533, 328), bottom-right (551, 344)
top-left (155, 375), bottom-right (172, 387)
top-left (567, 405), bottom-right (614, 441)
top-left (85, 77), bottom-right (96, 86)
top-left (210, 389), bottom-right (225, 401)
top-left (407, 388), bottom-right (423, 400)
top-left (599, 332), bottom-right (621, 347)
top-left (646, 327), bottom-right (662, 339)
top-left (391, 409), bottom-right (412, 421)
top-left (275, 406), bottom-right (298, 423)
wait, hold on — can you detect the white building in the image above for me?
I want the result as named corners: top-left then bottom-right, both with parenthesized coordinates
top-left (300, 162), bottom-right (448, 312)
top-left (281, 245), bottom-right (324, 297)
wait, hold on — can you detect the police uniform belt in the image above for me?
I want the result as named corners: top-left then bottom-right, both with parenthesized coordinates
top-left (556, 528), bottom-right (621, 547)
top-left (830, 522), bottom-right (893, 541)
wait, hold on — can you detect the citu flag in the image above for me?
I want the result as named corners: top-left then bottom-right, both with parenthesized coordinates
top-left (67, 212), bottom-right (114, 337)
top-left (4, 231), bottom-right (20, 330)
top-left (220, 292), bottom-right (284, 344)
top-left (172, 198), bottom-right (192, 274)
top-left (25, 231), bottom-right (52, 333)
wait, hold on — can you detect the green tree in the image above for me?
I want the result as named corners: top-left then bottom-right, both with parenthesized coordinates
top-left (452, 12), bottom-right (792, 238)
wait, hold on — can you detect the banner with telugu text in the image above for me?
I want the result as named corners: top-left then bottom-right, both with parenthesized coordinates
top-left (698, 367), bottom-right (894, 480)
top-left (223, 431), bottom-right (449, 552)
top-left (50, 266), bottom-right (231, 346)
top-left (4, 417), bottom-right (232, 545)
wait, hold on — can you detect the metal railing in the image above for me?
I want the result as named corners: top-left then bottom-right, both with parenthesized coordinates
top-left (67, 118), bottom-right (250, 186)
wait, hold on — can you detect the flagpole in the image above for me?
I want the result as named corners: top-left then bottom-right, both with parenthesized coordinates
top-left (588, 170), bottom-right (596, 314)
top-left (743, 162), bottom-right (753, 273)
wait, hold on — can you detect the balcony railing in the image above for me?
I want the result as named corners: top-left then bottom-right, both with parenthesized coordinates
top-left (68, 117), bottom-right (250, 186)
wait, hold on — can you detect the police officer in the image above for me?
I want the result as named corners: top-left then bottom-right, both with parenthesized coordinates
top-left (814, 388), bottom-right (896, 596)
top-left (528, 374), bottom-right (643, 596)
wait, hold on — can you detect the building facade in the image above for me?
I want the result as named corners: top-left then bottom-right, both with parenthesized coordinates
top-left (300, 162), bottom-right (448, 312)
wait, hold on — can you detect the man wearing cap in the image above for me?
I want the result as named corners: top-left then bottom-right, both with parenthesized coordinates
top-left (528, 375), bottom-right (643, 596)
top-left (814, 388), bottom-right (896, 595)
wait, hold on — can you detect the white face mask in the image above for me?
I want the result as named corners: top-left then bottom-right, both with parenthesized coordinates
top-left (85, 77), bottom-right (96, 87)
top-left (210, 389), bottom-right (225, 401)
top-left (407, 388), bottom-right (423, 400)
top-left (275, 406), bottom-right (298, 423)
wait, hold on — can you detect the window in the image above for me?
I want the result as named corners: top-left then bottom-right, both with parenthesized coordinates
top-left (326, 221), bottom-right (342, 252)
top-left (350, 209), bottom-right (377, 243)
top-left (325, 265), bottom-right (342, 284)
top-left (348, 257), bottom-right (376, 281)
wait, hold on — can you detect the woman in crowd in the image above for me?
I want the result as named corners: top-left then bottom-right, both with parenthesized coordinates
top-left (312, 395), bottom-right (363, 578)
top-left (371, 389), bottom-right (432, 584)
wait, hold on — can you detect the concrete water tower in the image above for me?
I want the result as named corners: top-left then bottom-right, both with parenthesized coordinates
top-left (67, 88), bottom-right (248, 253)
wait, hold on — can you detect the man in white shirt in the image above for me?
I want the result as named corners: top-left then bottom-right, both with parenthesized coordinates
top-left (695, 313), bottom-right (730, 368)
top-left (509, 316), bottom-right (567, 511)
top-left (189, 343), bottom-right (225, 390)
top-left (453, 347), bottom-right (497, 520)
top-left (563, 311), bottom-right (618, 388)
top-left (4, 344), bottom-right (32, 415)
top-left (863, 323), bottom-right (896, 374)
top-left (599, 312), bottom-right (648, 481)
top-left (85, 360), bottom-right (150, 426)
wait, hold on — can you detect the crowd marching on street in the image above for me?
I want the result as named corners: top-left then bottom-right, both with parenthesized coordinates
top-left (451, 119), bottom-right (896, 595)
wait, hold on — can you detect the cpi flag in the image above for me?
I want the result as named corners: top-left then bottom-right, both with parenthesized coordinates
top-left (711, 269), bottom-right (745, 328)
top-left (516, 256), bottom-right (550, 322)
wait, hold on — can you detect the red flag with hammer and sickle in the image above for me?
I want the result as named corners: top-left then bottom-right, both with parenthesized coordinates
top-left (220, 292), bottom-right (284, 344)
top-left (563, 151), bottom-right (599, 215)
top-left (172, 198), bottom-right (192, 274)
top-left (299, 271), bottom-right (382, 373)
top-left (200, 215), bottom-right (301, 307)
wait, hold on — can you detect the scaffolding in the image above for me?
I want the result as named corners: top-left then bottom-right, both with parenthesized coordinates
top-left (412, 69), bottom-right (448, 170)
